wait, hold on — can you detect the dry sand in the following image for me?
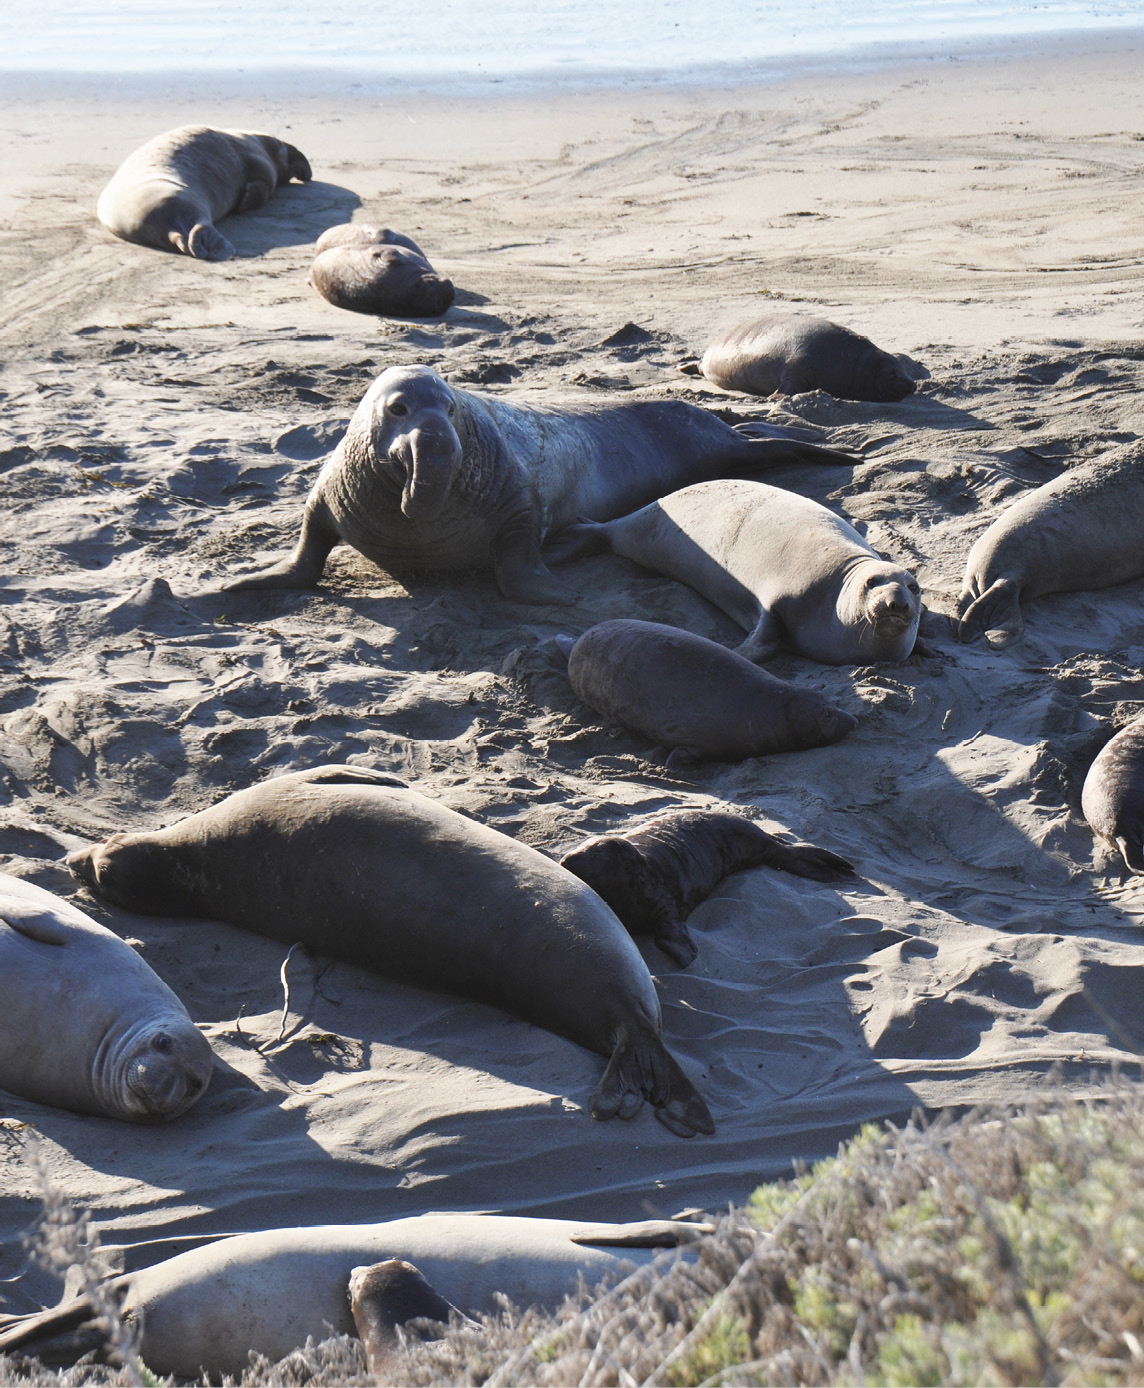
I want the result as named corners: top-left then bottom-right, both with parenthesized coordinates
top-left (2, 31), bottom-right (1144, 1320)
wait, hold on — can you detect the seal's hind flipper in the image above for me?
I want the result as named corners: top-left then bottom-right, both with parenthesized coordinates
top-left (591, 1021), bottom-right (714, 1138)
top-left (955, 577), bottom-right (1023, 647)
top-left (182, 222), bottom-right (235, 261)
top-left (0, 1298), bottom-right (109, 1364)
top-left (542, 518), bottom-right (610, 566)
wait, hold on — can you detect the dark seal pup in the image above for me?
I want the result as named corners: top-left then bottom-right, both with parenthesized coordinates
top-left (957, 446), bottom-right (1144, 648)
top-left (697, 313), bottom-right (916, 402)
top-left (546, 479), bottom-right (921, 664)
top-left (1082, 714), bottom-right (1144, 874)
top-left (66, 765), bottom-right (713, 1137)
top-left (97, 125), bottom-right (312, 261)
top-left (556, 619), bottom-right (857, 768)
top-left (308, 224), bottom-right (455, 318)
top-left (561, 810), bottom-right (855, 967)
top-left (350, 1260), bottom-right (472, 1380)
top-left (222, 363), bottom-right (853, 605)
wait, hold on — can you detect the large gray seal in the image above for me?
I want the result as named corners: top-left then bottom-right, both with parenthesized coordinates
top-left (696, 313), bottom-right (916, 402)
top-left (1081, 714), bottom-right (1144, 874)
top-left (222, 364), bottom-right (853, 605)
top-left (545, 478), bottom-right (922, 664)
top-left (0, 1213), bottom-right (709, 1379)
top-left (561, 809), bottom-right (855, 968)
top-left (66, 765), bottom-right (713, 1137)
top-left (97, 125), bottom-right (312, 261)
top-left (957, 446), bottom-right (1144, 648)
top-left (0, 873), bottom-right (212, 1121)
top-left (555, 618), bottom-right (858, 768)
top-left (309, 224), bottom-right (455, 318)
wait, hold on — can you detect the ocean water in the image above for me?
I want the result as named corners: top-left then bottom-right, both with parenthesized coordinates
top-left (5, 0), bottom-right (1141, 87)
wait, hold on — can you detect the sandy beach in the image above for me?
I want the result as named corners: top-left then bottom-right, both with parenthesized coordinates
top-left (2, 29), bottom-right (1144, 1327)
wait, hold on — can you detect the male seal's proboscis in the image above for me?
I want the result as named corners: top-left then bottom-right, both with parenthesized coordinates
top-left (223, 364), bottom-right (854, 605)
top-left (97, 125), bottom-right (312, 261)
top-left (561, 809), bottom-right (855, 968)
top-left (556, 618), bottom-right (858, 768)
top-left (546, 478), bottom-right (922, 664)
top-left (1082, 714), bottom-right (1144, 874)
top-left (957, 445), bottom-right (1144, 648)
top-left (0, 1214), bottom-right (711, 1379)
top-left (0, 874), bottom-right (212, 1121)
top-left (66, 765), bottom-right (714, 1137)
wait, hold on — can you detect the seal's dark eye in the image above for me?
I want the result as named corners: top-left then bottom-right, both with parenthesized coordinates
top-left (152, 1034), bottom-right (173, 1054)
top-left (908, 582), bottom-right (920, 594)
top-left (389, 400), bottom-right (408, 417)
top-left (446, 402), bottom-right (456, 417)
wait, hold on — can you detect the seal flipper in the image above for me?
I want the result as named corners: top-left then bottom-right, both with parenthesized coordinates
top-left (591, 1021), bottom-right (714, 1138)
top-left (181, 222), bottom-right (235, 261)
top-left (956, 577), bottom-right (1023, 647)
top-left (734, 609), bottom-right (781, 663)
top-left (542, 518), bottom-right (610, 566)
top-left (570, 1218), bottom-right (715, 1247)
top-left (492, 533), bottom-right (575, 605)
top-left (236, 178), bottom-right (272, 213)
top-left (225, 498), bottom-right (339, 592)
top-left (0, 1295), bottom-right (116, 1365)
top-left (1, 904), bottom-right (70, 947)
top-left (299, 766), bottom-right (410, 790)
top-left (1116, 834), bottom-right (1144, 875)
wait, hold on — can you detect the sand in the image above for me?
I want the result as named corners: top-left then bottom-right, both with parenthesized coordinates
top-left (2, 30), bottom-right (1144, 1321)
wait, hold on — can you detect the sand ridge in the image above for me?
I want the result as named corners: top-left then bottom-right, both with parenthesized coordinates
top-left (1, 36), bottom-right (1143, 1315)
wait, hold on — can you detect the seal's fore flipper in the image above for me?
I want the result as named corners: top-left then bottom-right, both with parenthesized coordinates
top-left (1116, 835), bottom-right (1144, 875)
top-left (734, 609), bottom-right (781, 663)
top-left (236, 179), bottom-right (272, 213)
top-left (570, 1219), bottom-right (715, 1248)
top-left (591, 1019), bottom-right (714, 1139)
top-left (224, 498), bottom-right (339, 592)
top-left (542, 518), bottom-right (610, 566)
top-left (299, 766), bottom-right (409, 790)
top-left (1, 903), bottom-right (70, 947)
top-left (955, 577), bottom-right (1023, 647)
top-left (554, 634), bottom-right (577, 662)
top-left (732, 436), bottom-right (855, 469)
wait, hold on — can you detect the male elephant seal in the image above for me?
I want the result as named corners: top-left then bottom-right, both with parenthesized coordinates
top-left (561, 809), bottom-right (855, 967)
top-left (222, 363), bottom-right (853, 605)
top-left (1081, 714), bottom-right (1144, 874)
top-left (309, 224), bottom-right (455, 317)
top-left (97, 125), bottom-right (312, 261)
top-left (546, 479), bottom-right (922, 664)
top-left (697, 313), bottom-right (916, 403)
top-left (957, 446), bottom-right (1144, 648)
top-left (0, 1213), bottom-right (709, 1379)
top-left (0, 874), bottom-right (211, 1121)
top-left (66, 765), bottom-right (713, 1137)
top-left (555, 619), bottom-right (857, 768)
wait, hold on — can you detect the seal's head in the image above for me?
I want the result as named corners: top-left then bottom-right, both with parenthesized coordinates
top-left (369, 366), bottom-right (464, 522)
top-left (842, 560), bottom-right (922, 659)
top-left (112, 1018), bottom-right (214, 1121)
top-left (869, 353), bottom-right (916, 403)
top-left (67, 834), bottom-right (197, 916)
top-left (257, 133), bottom-right (312, 184)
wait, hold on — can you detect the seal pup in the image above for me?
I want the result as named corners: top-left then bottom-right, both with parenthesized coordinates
top-left (556, 619), bottom-right (858, 768)
top-left (66, 765), bottom-right (713, 1137)
top-left (1081, 714), bottom-right (1144, 874)
top-left (545, 479), bottom-right (921, 664)
top-left (697, 313), bottom-right (916, 402)
top-left (222, 363), bottom-right (854, 605)
top-left (349, 1260), bottom-right (473, 1379)
top-left (97, 125), bottom-right (312, 261)
top-left (0, 1213), bottom-right (710, 1379)
top-left (0, 873), bottom-right (212, 1121)
top-left (957, 446), bottom-right (1144, 648)
top-left (561, 809), bottom-right (855, 967)
top-left (309, 224), bottom-right (455, 317)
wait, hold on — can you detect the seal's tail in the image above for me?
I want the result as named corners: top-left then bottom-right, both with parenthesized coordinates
top-left (956, 577), bottom-right (1023, 647)
top-left (591, 1021), bottom-right (714, 1139)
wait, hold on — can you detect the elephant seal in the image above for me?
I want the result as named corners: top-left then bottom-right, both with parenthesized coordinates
top-left (1081, 714), bottom-right (1144, 874)
top-left (957, 446), bottom-right (1144, 648)
top-left (309, 224), bottom-right (455, 317)
top-left (0, 874), bottom-right (211, 1121)
top-left (561, 809), bottom-right (856, 968)
top-left (222, 363), bottom-right (853, 605)
top-left (97, 125), bottom-right (312, 261)
top-left (349, 1260), bottom-right (472, 1378)
top-left (697, 313), bottom-right (916, 402)
top-left (555, 619), bottom-right (857, 768)
top-left (0, 1214), bottom-right (709, 1379)
top-left (66, 765), bottom-right (713, 1137)
top-left (545, 479), bottom-right (922, 665)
